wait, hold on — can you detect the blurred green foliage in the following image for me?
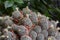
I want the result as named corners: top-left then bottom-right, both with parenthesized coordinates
top-left (0, 0), bottom-right (60, 21)
top-left (0, 0), bottom-right (28, 16)
top-left (29, 0), bottom-right (60, 21)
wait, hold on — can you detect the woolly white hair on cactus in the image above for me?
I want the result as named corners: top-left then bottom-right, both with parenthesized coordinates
top-left (57, 27), bottom-right (60, 31)
top-left (37, 12), bottom-right (42, 17)
top-left (47, 17), bottom-right (49, 20)
top-left (26, 14), bottom-right (30, 18)
top-left (6, 36), bottom-right (9, 38)
top-left (56, 20), bottom-right (59, 26)
top-left (50, 24), bottom-right (54, 29)
top-left (48, 36), bottom-right (56, 40)
top-left (0, 17), bottom-right (4, 19)
top-left (26, 6), bottom-right (30, 11)
top-left (0, 17), bottom-right (4, 23)
top-left (16, 7), bottom-right (19, 11)
top-left (56, 20), bottom-right (59, 24)
top-left (50, 20), bottom-right (59, 28)
top-left (4, 28), bottom-right (8, 32)
top-left (4, 16), bottom-right (10, 20)
top-left (7, 25), bottom-right (12, 29)
top-left (1, 35), bottom-right (5, 38)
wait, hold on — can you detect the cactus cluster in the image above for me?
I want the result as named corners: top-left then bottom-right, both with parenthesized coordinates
top-left (0, 7), bottom-right (60, 40)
